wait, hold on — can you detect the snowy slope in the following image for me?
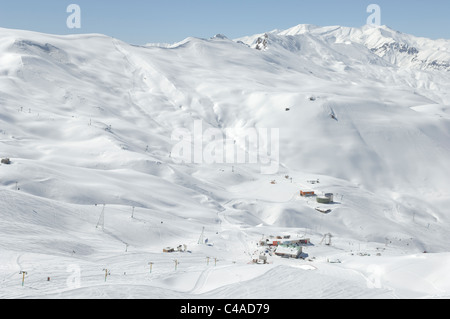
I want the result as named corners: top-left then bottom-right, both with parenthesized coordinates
top-left (1, 24), bottom-right (450, 299)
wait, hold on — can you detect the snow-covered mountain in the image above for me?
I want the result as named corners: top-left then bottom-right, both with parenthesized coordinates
top-left (1, 24), bottom-right (450, 299)
top-left (240, 24), bottom-right (450, 71)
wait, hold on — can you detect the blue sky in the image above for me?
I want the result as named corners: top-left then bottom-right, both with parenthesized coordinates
top-left (0, 0), bottom-right (449, 44)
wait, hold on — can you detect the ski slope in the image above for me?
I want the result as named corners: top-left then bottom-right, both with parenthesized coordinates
top-left (0, 24), bottom-right (450, 299)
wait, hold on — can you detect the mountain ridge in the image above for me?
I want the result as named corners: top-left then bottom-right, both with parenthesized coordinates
top-left (237, 24), bottom-right (450, 71)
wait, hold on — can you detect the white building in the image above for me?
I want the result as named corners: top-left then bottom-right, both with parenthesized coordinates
top-left (274, 246), bottom-right (303, 259)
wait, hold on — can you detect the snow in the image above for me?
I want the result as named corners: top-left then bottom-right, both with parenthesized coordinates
top-left (0, 24), bottom-right (450, 299)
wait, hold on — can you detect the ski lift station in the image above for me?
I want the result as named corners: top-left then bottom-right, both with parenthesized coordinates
top-left (256, 235), bottom-right (307, 260)
top-left (316, 193), bottom-right (334, 204)
top-left (274, 246), bottom-right (303, 259)
top-left (259, 236), bottom-right (311, 248)
top-left (300, 190), bottom-right (315, 197)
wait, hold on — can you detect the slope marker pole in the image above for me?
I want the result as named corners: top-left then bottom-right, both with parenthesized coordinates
top-left (148, 262), bottom-right (154, 273)
top-left (19, 271), bottom-right (27, 287)
top-left (103, 269), bottom-right (109, 282)
top-left (96, 204), bottom-right (106, 231)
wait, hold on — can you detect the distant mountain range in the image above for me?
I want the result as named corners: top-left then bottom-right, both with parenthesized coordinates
top-left (238, 24), bottom-right (450, 71)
